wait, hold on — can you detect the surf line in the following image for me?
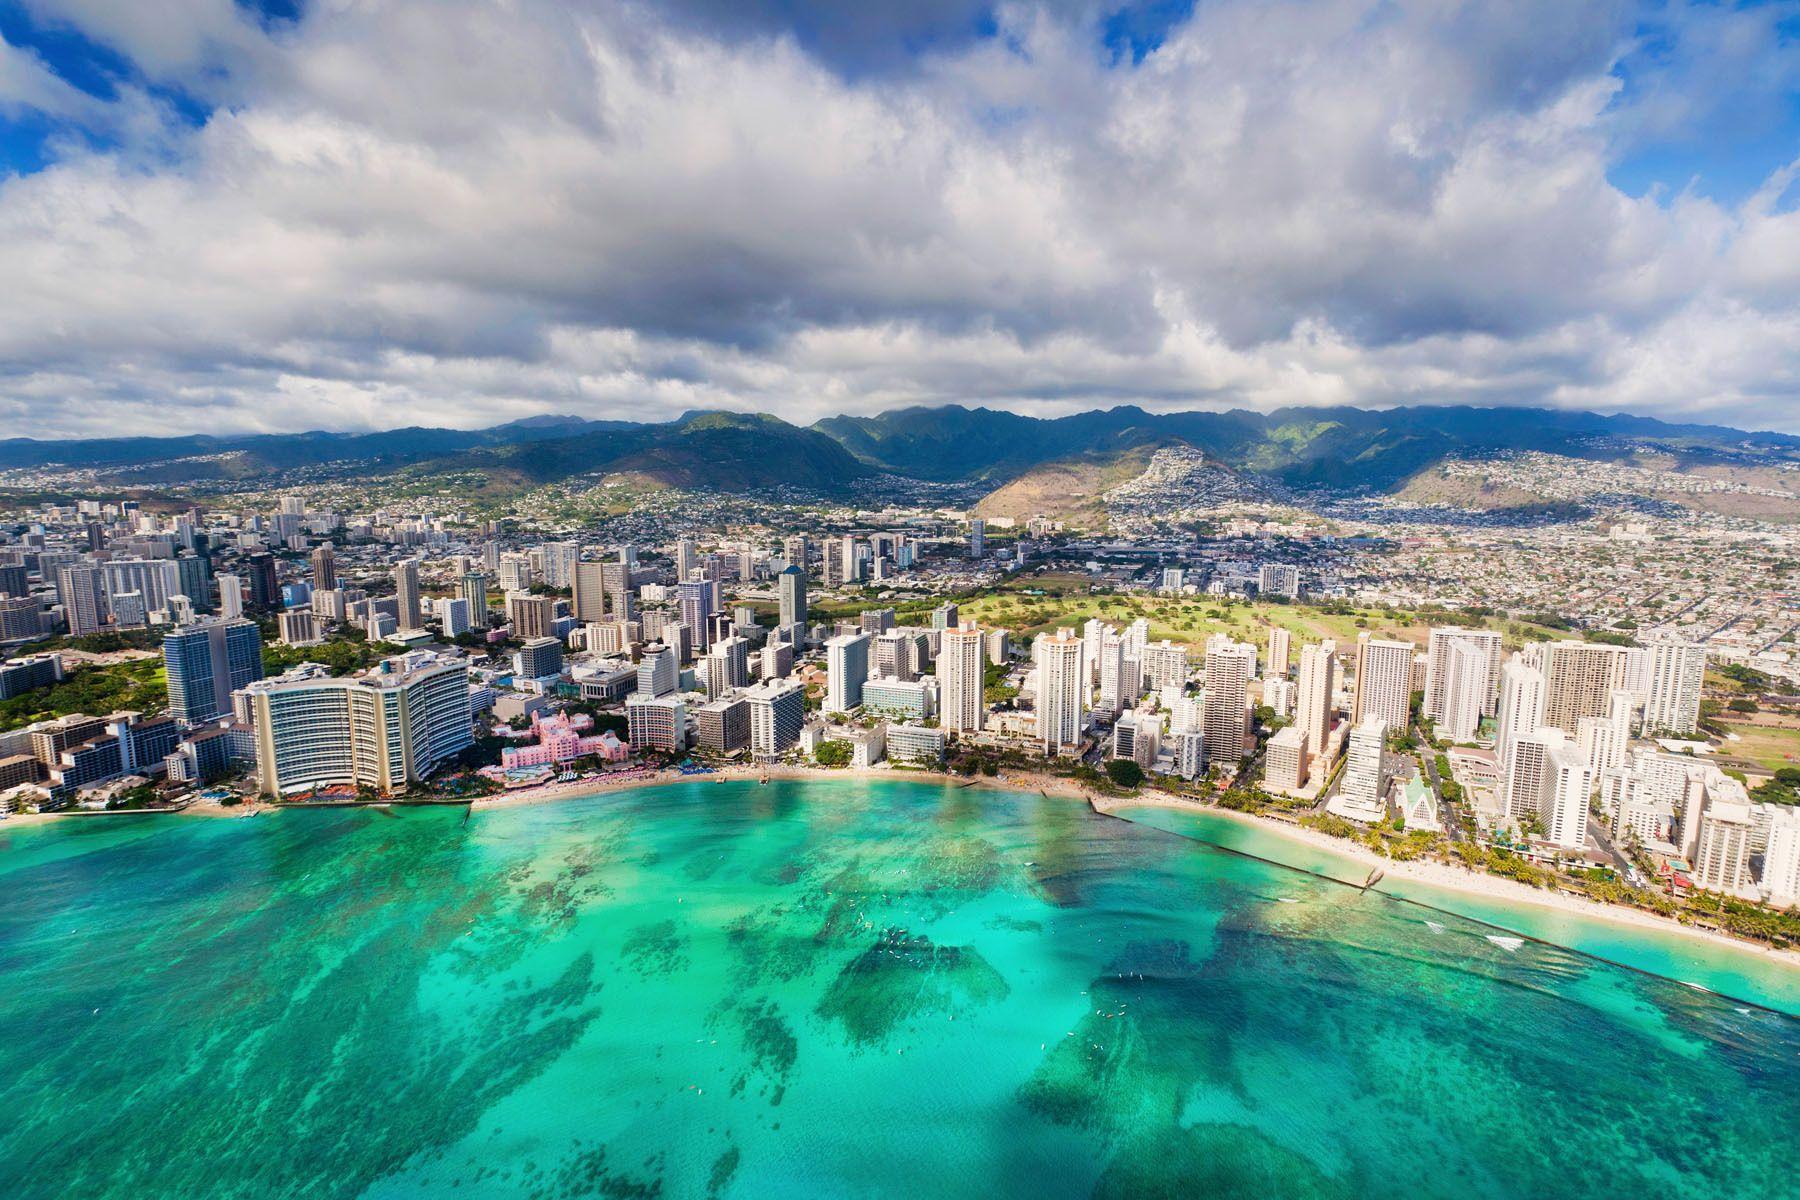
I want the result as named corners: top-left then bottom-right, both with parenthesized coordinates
top-left (1088, 799), bottom-right (1797, 1021)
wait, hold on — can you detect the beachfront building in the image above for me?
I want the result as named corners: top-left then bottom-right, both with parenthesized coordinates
top-left (1037, 631), bottom-right (1087, 758)
top-left (626, 693), bottom-right (687, 754)
top-left (825, 632), bottom-right (871, 716)
top-left (886, 724), bottom-right (946, 767)
top-left (938, 624), bottom-right (986, 736)
top-left (248, 651), bottom-right (472, 797)
top-left (862, 677), bottom-right (935, 722)
top-left (696, 695), bottom-right (751, 755)
top-left (500, 711), bottom-right (629, 770)
top-left (746, 680), bottom-right (805, 761)
top-left (1264, 725), bottom-right (1308, 793)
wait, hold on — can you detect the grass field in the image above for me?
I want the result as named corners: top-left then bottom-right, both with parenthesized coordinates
top-left (945, 574), bottom-right (1567, 656)
top-left (1718, 722), bottom-right (1800, 773)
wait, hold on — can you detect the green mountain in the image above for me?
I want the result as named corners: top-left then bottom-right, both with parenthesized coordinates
top-left (401, 411), bottom-right (873, 495)
top-left (810, 404), bottom-right (1800, 490)
top-left (5, 402), bottom-right (1794, 499)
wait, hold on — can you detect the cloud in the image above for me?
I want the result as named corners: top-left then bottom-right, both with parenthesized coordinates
top-left (0, 0), bottom-right (1797, 438)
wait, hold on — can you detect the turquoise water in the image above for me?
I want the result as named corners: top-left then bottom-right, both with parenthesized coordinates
top-left (0, 779), bottom-right (1794, 1199)
top-left (1114, 804), bottom-right (1800, 1014)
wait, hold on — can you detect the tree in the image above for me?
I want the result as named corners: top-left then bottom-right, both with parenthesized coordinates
top-left (815, 740), bottom-right (852, 768)
top-left (1104, 758), bottom-right (1144, 789)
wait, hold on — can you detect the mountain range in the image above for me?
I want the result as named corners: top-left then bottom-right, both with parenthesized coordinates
top-left (3, 404), bottom-right (1796, 510)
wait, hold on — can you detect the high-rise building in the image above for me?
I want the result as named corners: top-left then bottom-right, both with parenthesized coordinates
top-left (1542, 742), bottom-right (1593, 850)
top-left (782, 536), bottom-right (809, 572)
top-left (1352, 634), bottom-right (1414, 734)
top-left (56, 564), bottom-right (109, 636)
top-left (637, 644), bottom-right (678, 698)
top-left (675, 538), bottom-right (699, 584)
top-left (939, 624), bottom-right (986, 736)
top-left (176, 553), bottom-right (212, 614)
top-left (747, 679), bottom-right (805, 760)
top-left (1762, 807), bottom-right (1800, 906)
top-left (1264, 726), bottom-right (1309, 792)
top-left (968, 519), bottom-right (985, 558)
top-left (497, 553), bottom-right (533, 594)
top-left (1502, 726), bottom-right (1563, 827)
top-left (216, 573), bottom-right (245, 620)
top-left (1294, 640), bottom-right (1337, 757)
top-left (514, 637), bottom-right (564, 681)
top-left (1038, 631), bottom-right (1086, 757)
top-left (1694, 802), bottom-right (1753, 894)
top-left (1340, 716), bottom-right (1388, 810)
top-left (1257, 563), bottom-right (1301, 599)
top-left (871, 630), bottom-right (914, 681)
top-left (600, 561), bottom-right (633, 622)
top-left (1496, 658), bottom-right (1547, 803)
top-left (826, 632), bottom-right (871, 715)
top-left (248, 653), bottom-right (471, 796)
top-left (460, 572), bottom-right (488, 622)
top-left (705, 636), bottom-right (751, 698)
top-left (1141, 640), bottom-right (1188, 692)
top-left (1265, 627), bottom-right (1291, 678)
top-left (311, 544), bottom-right (337, 592)
top-left (777, 565), bottom-right (807, 630)
top-left (245, 553), bottom-right (280, 611)
top-left (696, 695), bottom-right (751, 754)
top-left (1423, 627), bottom-right (1503, 724)
top-left (278, 610), bottom-right (320, 646)
top-left (1200, 641), bottom-right (1256, 768)
top-left (393, 558), bottom-right (424, 632)
top-left (1096, 632), bottom-right (1130, 716)
top-left (163, 618), bottom-right (266, 723)
top-left (678, 579), bottom-right (716, 652)
top-left (538, 541), bottom-right (580, 589)
top-left (1435, 639), bottom-right (1494, 742)
top-left (625, 693), bottom-right (686, 753)
top-left (1644, 641), bottom-right (1706, 735)
top-left (1577, 689), bottom-right (1635, 779)
top-left (572, 560), bottom-right (609, 624)
top-left (505, 592), bottom-right (556, 640)
top-left (1542, 642), bottom-right (1635, 736)
top-left (435, 596), bottom-right (472, 638)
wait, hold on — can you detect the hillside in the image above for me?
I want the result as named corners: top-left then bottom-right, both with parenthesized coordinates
top-left (400, 411), bottom-right (872, 496)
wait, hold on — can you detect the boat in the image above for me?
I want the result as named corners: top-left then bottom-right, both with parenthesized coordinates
top-left (1485, 935), bottom-right (1524, 952)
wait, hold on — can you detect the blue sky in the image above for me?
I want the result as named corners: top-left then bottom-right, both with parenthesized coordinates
top-left (1, 0), bottom-right (1798, 436)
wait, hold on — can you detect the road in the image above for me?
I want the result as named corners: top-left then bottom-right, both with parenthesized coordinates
top-left (1413, 725), bottom-right (1467, 843)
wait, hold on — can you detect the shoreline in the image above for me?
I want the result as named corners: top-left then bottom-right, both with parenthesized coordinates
top-left (10, 763), bottom-right (1795, 971)
top-left (1095, 791), bottom-right (1800, 969)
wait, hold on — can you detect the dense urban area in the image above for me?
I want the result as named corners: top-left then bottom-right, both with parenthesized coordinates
top-left (1, 430), bottom-right (1797, 950)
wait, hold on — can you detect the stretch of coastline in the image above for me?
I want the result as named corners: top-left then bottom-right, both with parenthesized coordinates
top-left (9, 762), bottom-right (1796, 973)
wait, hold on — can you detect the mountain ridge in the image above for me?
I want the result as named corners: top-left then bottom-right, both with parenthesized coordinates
top-left (1, 403), bottom-right (1794, 499)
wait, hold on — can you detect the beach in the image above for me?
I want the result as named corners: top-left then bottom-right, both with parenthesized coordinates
top-left (10, 761), bottom-right (1796, 969)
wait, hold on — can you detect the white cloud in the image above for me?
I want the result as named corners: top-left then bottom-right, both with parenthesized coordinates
top-left (0, 0), bottom-right (1797, 438)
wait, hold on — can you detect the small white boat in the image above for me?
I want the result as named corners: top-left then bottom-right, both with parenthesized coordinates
top-left (1485, 935), bottom-right (1524, 952)
top-left (1425, 920), bottom-right (1446, 933)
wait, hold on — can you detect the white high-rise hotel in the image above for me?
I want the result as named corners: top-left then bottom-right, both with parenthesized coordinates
top-left (1037, 631), bottom-right (1086, 756)
top-left (938, 624), bottom-right (987, 735)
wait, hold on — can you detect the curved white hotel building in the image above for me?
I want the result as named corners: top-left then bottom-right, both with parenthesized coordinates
top-left (248, 652), bottom-right (473, 796)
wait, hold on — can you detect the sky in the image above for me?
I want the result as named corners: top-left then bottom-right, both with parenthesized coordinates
top-left (1, 1), bottom-right (1799, 439)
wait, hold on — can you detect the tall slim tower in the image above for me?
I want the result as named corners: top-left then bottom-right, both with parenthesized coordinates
top-left (1038, 631), bottom-right (1087, 757)
top-left (311, 544), bottom-right (337, 592)
top-left (1201, 641), bottom-right (1256, 768)
top-left (939, 624), bottom-right (987, 736)
top-left (777, 564), bottom-right (808, 630)
top-left (394, 558), bottom-right (423, 632)
top-left (1352, 634), bottom-right (1414, 733)
top-left (1294, 640), bottom-right (1337, 757)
